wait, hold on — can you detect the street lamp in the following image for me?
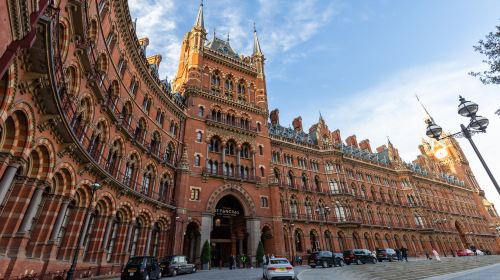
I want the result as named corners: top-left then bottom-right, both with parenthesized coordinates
top-left (66, 182), bottom-right (102, 280)
top-left (425, 96), bottom-right (499, 196)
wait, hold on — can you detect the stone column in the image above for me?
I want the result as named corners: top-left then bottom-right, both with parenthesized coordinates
top-left (236, 147), bottom-right (241, 175)
top-left (145, 226), bottom-right (153, 255)
top-left (246, 218), bottom-right (261, 265)
top-left (200, 213), bottom-right (213, 255)
top-left (0, 164), bottom-right (19, 204)
top-left (17, 188), bottom-right (44, 233)
top-left (252, 152), bottom-right (256, 177)
top-left (79, 212), bottom-right (93, 247)
top-left (101, 216), bottom-right (114, 253)
top-left (50, 199), bottom-right (70, 241)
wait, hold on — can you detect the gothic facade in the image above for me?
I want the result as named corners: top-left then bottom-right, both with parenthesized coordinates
top-left (0, 1), bottom-right (498, 278)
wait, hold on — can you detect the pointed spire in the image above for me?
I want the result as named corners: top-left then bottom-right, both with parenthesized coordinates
top-left (319, 111), bottom-right (325, 123)
top-left (415, 94), bottom-right (435, 125)
top-left (253, 22), bottom-right (263, 56)
top-left (194, 0), bottom-right (205, 30)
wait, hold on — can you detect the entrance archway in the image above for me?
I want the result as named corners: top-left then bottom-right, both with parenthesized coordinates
top-left (455, 220), bottom-right (469, 248)
top-left (210, 195), bottom-right (247, 268)
top-left (261, 226), bottom-right (273, 253)
top-left (183, 222), bottom-right (200, 263)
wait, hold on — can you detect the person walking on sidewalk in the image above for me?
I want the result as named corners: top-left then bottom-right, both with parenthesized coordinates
top-left (395, 248), bottom-right (402, 261)
top-left (432, 249), bottom-right (441, 261)
top-left (400, 247), bottom-right (408, 262)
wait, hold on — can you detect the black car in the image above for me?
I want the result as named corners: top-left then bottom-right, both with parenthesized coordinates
top-left (160, 255), bottom-right (196, 276)
top-left (376, 248), bottom-right (397, 262)
top-left (343, 249), bottom-right (377, 265)
top-left (121, 256), bottom-right (161, 280)
top-left (308, 251), bottom-right (335, 268)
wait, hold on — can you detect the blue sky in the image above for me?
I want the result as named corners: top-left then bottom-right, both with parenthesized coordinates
top-left (130, 0), bottom-right (500, 207)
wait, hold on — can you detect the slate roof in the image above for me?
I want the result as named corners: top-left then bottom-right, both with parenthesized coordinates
top-left (206, 37), bottom-right (241, 60)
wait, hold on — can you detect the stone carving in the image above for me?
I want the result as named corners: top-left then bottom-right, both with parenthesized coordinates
top-left (292, 116), bottom-right (302, 131)
top-left (270, 108), bottom-right (279, 125)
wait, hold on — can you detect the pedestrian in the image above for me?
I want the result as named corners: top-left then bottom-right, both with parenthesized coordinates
top-left (451, 249), bottom-right (456, 257)
top-left (432, 249), bottom-right (441, 261)
top-left (395, 248), bottom-right (401, 261)
top-left (401, 247), bottom-right (408, 262)
top-left (230, 255), bottom-right (234, 270)
top-left (425, 251), bottom-right (431, 260)
top-left (262, 254), bottom-right (267, 268)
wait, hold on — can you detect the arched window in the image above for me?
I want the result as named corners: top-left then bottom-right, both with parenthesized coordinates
top-left (159, 174), bottom-right (170, 202)
top-left (106, 212), bottom-right (121, 262)
top-left (301, 174), bottom-right (308, 189)
top-left (198, 106), bottom-right (204, 117)
top-left (134, 118), bottom-right (146, 143)
top-left (106, 140), bottom-right (121, 176)
top-left (287, 171), bottom-right (294, 187)
top-left (142, 165), bottom-right (154, 194)
top-left (240, 144), bottom-right (250, 158)
top-left (305, 198), bottom-right (313, 219)
top-left (260, 166), bottom-right (265, 177)
top-left (209, 137), bottom-right (221, 152)
top-left (124, 154), bottom-right (138, 188)
top-left (164, 142), bottom-right (175, 163)
top-left (290, 196), bottom-right (298, 219)
top-left (237, 81), bottom-right (246, 101)
top-left (196, 131), bottom-right (203, 142)
top-left (129, 219), bottom-right (142, 257)
top-left (211, 72), bottom-right (221, 94)
top-left (224, 78), bottom-right (233, 98)
top-left (225, 140), bottom-right (236, 155)
top-left (294, 230), bottom-right (303, 252)
top-left (150, 131), bottom-right (161, 154)
top-left (151, 223), bottom-right (160, 256)
top-left (328, 180), bottom-right (339, 194)
top-left (314, 176), bottom-right (321, 192)
top-left (335, 204), bottom-right (347, 222)
top-left (194, 155), bottom-right (201, 167)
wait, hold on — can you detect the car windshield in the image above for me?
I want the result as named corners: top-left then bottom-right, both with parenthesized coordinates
top-left (270, 259), bottom-right (289, 265)
top-left (127, 258), bottom-right (144, 265)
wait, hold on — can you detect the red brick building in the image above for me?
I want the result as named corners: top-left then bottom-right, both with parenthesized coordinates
top-left (0, 1), bottom-right (498, 278)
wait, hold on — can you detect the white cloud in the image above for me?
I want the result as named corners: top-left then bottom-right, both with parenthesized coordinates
top-left (319, 57), bottom-right (500, 208)
top-left (257, 0), bottom-right (337, 55)
top-left (129, 0), bottom-right (180, 79)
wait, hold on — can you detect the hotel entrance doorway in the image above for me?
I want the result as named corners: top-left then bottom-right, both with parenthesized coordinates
top-left (211, 195), bottom-right (248, 268)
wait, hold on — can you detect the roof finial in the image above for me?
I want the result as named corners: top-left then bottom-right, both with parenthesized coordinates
top-left (253, 22), bottom-right (263, 56)
top-left (227, 32), bottom-right (230, 43)
top-left (194, 0), bottom-right (205, 30)
top-left (213, 27), bottom-right (216, 39)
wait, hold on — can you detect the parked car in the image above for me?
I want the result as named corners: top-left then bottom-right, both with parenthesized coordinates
top-left (263, 258), bottom-right (295, 280)
top-left (457, 249), bottom-right (474, 257)
top-left (476, 249), bottom-right (485, 256)
top-left (343, 249), bottom-right (377, 265)
top-left (308, 251), bottom-right (335, 268)
top-left (159, 255), bottom-right (196, 277)
top-left (333, 252), bottom-right (345, 266)
top-left (121, 256), bottom-right (161, 280)
top-left (376, 248), bottom-right (397, 262)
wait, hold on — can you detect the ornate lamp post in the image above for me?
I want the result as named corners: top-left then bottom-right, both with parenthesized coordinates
top-left (425, 96), bottom-right (499, 196)
top-left (66, 182), bottom-right (102, 280)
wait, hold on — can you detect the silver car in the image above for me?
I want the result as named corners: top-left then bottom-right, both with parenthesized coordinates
top-left (263, 258), bottom-right (296, 280)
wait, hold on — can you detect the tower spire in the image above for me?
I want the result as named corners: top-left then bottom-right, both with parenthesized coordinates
top-left (416, 94), bottom-right (435, 124)
top-left (253, 22), bottom-right (263, 56)
top-left (194, 0), bottom-right (204, 30)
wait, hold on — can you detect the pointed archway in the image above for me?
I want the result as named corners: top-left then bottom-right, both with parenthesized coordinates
top-left (455, 220), bottom-right (469, 248)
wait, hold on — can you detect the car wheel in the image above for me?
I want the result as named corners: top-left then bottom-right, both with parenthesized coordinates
top-left (372, 258), bottom-right (377, 264)
top-left (171, 269), bottom-right (177, 277)
top-left (340, 260), bottom-right (345, 266)
top-left (356, 259), bottom-right (362, 265)
top-left (145, 274), bottom-right (150, 280)
top-left (389, 257), bottom-right (393, 262)
top-left (192, 267), bottom-right (196, 273)
top-left (322, 261), bottom-right (328, 268)
top-left (310, 265), bottom-right (316, 268)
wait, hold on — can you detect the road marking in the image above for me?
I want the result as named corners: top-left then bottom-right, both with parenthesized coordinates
top-left (296, 268), bottom-right (312, 280)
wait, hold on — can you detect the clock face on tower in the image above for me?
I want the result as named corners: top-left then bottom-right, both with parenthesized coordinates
top-left (434, 147), bottom-right (449, 159)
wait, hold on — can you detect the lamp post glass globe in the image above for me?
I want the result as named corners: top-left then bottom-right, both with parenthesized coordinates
top-left (91, 183), bottom-right (101, 192)
top-left (470, 116), bottom-right (489, 131)
top-left (426, 123), bottom-right (442, 139)
top-left (458, 96), bottom-right (479, 118)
